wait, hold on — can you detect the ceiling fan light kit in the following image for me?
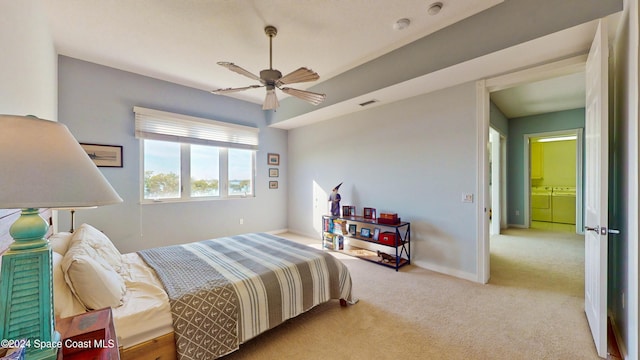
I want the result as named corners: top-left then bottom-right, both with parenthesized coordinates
top-left (212, 25), bottom-right (326, 110)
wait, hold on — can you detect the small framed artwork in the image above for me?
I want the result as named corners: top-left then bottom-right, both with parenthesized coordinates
top-left (269, 168), bottom-right (279, 177)
top-left (363, 207), bottom-right (376, 219)
top-left (342, 206), bottom-right (351, 216)
top-left (269, 181), bottom-right (278, 189)
top-left (348, 224), bottom-right (357, 236)
top-left (373, 228), bottom-right (381, 241)
top-left (360, 228), bottom-right (371, 238)
top-left (267, 153), bottom-right (280, 165)
top-left (80, 143), bottom-right (123, 167)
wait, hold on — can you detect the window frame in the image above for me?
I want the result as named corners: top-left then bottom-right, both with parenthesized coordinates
top-left (140, 140), bottom-right (256, 203)
top-left (134, 107), bottom-right (258, 204)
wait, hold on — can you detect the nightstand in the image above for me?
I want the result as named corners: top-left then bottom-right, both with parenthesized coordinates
top-left (55, 307), bottom-right (119, 360)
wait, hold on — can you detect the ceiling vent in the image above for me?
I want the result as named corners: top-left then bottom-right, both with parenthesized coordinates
top-left (358, 99), bottom-right (379, 107)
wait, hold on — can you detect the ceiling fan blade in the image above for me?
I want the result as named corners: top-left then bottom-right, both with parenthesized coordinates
top-left (280, 87), bottom-right (326, 106)
top-left (217, 62), bottom-right (262, 82)
top-left (263, 89), bottom-right (279, 110)
top-left (211, 85), bottom-right (262, 94)
top-left (277, 67), bottom-right (320, 86)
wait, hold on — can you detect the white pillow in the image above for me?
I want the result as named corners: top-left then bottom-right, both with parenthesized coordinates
top-left (52, 252), bottom-right (86, 318)
top-left (62, 240), bottom-right (126, 310)
top-left (70, 223), bottom-right (126, 276)
top-left (49, 232), bottom-right (73, 255)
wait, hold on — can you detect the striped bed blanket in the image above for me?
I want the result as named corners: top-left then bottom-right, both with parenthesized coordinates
top-left (138, 233), bottom-right (353, 360)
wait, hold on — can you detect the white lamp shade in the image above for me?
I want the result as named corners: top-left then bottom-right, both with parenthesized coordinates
top-left (0, 115), bottom-right (122, 208)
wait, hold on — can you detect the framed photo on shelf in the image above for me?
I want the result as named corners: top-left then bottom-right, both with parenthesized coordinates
top-left (342, 205), bottom-right (356, 216)
top-left (269, 168), bottom-right (279, 177)
top-left (80, 143), bottom-right (123, 168)
top-left (360, 228), bottom-right (371, 238)
top-left (373, 228), bottom-right (380, 241)
top-left (348, 224), bottom-right (357, 236)
top-left (267, 153), bottom-right (280, 165)
top-left (363, 207), bottom-right (376, 219)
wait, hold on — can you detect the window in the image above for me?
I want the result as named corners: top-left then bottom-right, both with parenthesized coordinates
top-left (135, 107), bottom-right (258, 202)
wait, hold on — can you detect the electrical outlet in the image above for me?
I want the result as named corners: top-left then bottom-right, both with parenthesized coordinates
top-left (462, 193), bottom-right (473, 203)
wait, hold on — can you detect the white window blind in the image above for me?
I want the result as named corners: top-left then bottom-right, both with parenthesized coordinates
top-left (134, 106), bottom-right (259, 150)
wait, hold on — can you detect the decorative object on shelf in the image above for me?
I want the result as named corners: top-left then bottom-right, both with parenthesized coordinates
top-left (269, 168), bottom-right (279, 177)
top-left (80, 143), bottom-right (123, 167)
top-left (377, 250), bottom-right (395, 263)
top-left (341, 205), bottom-right (356, 216)
top-left (360, 228), bottom-right (371, 238)
top-left (267, 153), bottom-right (280, 165)
top-left (377, 212), bottom-right (400, 224)
top-left (0, 115), bottom-right (122, 360)
top-left (363, 207), bottom-right (376, 219)
top-left (379, 231), bottom-right (397, 245)
top-left (348, 224), bottom-right (357, 236)
top-left (373, 228), bottom-right (380, 241)
top-left (329, 182), bottom-right (342, 216)
top-left (333, 219), bottom-right (348, 235)
top-left (269, 180), bottom-right (278, 189)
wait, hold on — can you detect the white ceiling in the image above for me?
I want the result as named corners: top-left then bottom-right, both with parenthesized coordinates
top-left (43, 0), bottom-right (503, 104)
top-left (43, 0), bottom-right (594, 123)
top-left (491, 71), bottom-right (586, 119)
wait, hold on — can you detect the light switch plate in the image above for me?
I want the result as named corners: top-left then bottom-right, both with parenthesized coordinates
top-left (462, 193), bottom-right (474, 203)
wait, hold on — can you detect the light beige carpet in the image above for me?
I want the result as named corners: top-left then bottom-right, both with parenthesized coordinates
top-left (223, 229), bottom-right (599, 359)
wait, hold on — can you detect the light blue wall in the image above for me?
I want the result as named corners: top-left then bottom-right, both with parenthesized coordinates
top-left (288, 83), bottom-right (481, 279)
top-left (57, 56), bottom-right (288, 253)
top-left (506, 108), bottom-right (585, 226)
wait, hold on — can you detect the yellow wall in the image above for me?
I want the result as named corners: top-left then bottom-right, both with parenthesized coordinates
top-left (531, 139), bottom-right (576, 186)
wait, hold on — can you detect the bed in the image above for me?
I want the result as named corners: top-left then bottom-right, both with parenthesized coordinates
top-left (1, 218), bottom-right (353, 360)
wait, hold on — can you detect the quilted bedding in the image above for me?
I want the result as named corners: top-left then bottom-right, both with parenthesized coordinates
top-left (138, 232), bottom-right (352, 359)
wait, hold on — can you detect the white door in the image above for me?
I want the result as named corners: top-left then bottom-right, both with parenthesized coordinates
top-left (584, 19), bottom-right (609, 358)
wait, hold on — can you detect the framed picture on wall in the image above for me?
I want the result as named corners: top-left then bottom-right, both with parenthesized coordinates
top-left (267, 153), bottom-right (280, 165)
top-left (269, 168), bottom-right (279, 177)
top-left (269, 181), bottom-right (278, 189)
top-left (80, 143), bottom-right (123, 167)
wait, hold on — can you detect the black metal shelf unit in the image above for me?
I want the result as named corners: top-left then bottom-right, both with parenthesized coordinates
top-left (321, 215), bottom-right (410, 271)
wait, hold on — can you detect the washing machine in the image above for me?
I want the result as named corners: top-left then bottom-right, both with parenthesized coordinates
top-left (552, 187), bottom-right (576, 224)
top-left (531, 186), bottom-right (552, 222)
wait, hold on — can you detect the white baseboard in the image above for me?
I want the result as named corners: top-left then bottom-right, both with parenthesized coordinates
top-left (267, 228), bottom-right (291, 235)
top-left (507, 223), bottom-right (528, 229)
top-left (412, 260), bottom-right (479, 283)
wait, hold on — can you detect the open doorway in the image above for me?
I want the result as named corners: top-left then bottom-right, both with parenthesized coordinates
top-left (525, 130), bottom-right (584, 234)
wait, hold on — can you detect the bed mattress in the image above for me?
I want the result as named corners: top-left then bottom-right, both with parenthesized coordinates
top-left (111, 253), bottom-right (174, 349)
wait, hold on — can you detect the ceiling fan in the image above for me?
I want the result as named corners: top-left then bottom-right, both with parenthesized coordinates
top-left (211, 25), bottom-right (326, 110)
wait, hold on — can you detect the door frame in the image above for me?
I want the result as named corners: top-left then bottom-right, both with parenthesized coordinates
top-left (523, 128), bottom-right (584, 233)
top-left (476, 55), bottom-right (587, 283)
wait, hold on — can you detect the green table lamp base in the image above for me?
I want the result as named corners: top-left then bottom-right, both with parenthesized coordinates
top-left (0, 208), bottom-right (60, 359)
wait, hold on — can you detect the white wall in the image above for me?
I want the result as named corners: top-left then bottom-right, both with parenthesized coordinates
top-left (287, 83), bottom-right (480, 279)
top-left (0, 0), bottom-right (57, 119)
